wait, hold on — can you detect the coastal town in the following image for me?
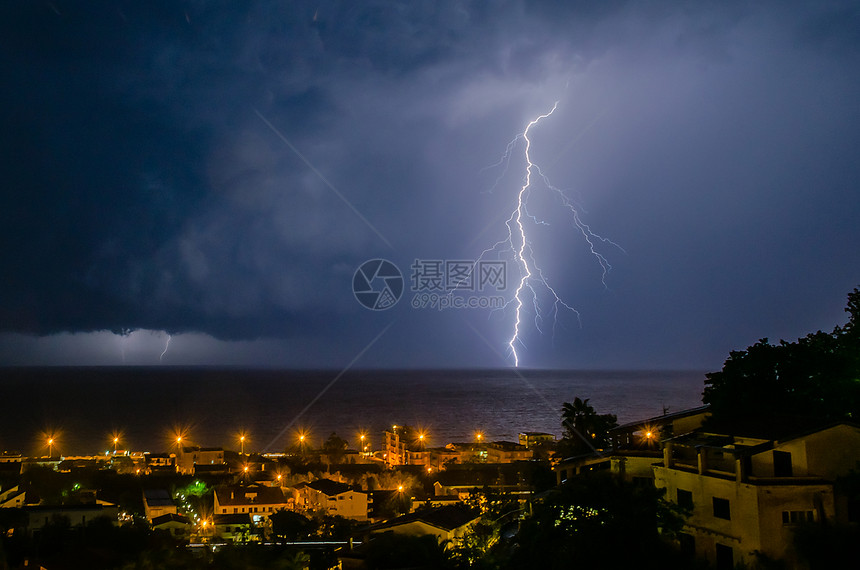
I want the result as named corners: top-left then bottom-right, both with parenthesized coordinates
top-left (1, 398), bottom-right (859, 569)
top-left (2, 291), bottom-right (860, 569)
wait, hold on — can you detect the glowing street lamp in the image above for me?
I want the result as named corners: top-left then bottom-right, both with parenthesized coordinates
top-left (113, 436), bottom-right (120, 454)
top-left (46, 436), bottom-right (55, 459)
top-left (296, 430), bottom-right (309, 455)
top-left (475, 431), bottom-right (484, 443)
top-left (238, 432), bottom-right (248, 456)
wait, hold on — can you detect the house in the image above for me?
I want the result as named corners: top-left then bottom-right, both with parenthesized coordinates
top-left (213, 484), bottom-right (289, 522)
top-left (0, 452), bottom-right (22, 463)
top-left (609, 405), bottom-right (711, 449)
top-left (433, 464), bottom-right (535, 500)
top-left (176, 446), bottom-right (225, 475)
top-left (518, 432), bottom-right (555, 448)
top-left (25, 503), bottom-right (119, 532)
top-left (298, 479), bottom-right (368, 520)
top-left (213, 513), bottom-right (253, 543)
top-left (430, 441), bottom-right (530, 467)
top-left (553, 404), bottom-right (711, 486)
top-left (144, 452), bottom-right (176, 474)
top-left (0, 485), bottom-right (27, 509)
top-left (654, 422), bottom-right (860, 568)
top-left (486, 441), bottom-right (533, 463)
top-left (384, 427), bottom-right (431, 467)
top-left (143, 489), bottom-right (176, 522)
top-left (151, 512), bottom-right (191, 540)
top-left (363, 504), bottom-right (480, 544)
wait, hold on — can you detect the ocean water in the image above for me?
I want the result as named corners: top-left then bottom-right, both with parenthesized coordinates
top-left (0, 368), bottom-right (706, 456)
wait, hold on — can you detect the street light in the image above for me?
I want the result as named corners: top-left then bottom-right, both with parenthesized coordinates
top-left (238, 432), bottom-right (248, 456)
top-left (47, 436), bottom-right (55, 459)
top-left (297, 430), bottom-right (308, 455)
top-left (475, 431), bottom-right (484, 443)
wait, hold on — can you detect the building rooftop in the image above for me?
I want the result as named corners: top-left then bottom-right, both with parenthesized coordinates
top-left (368, 504), bottom-right (479, 533)
top-left (611, 405), bottom-right (711, 432)
top-left (151, 513), bottom-right (190, 526)
top-left (215, 485), bottom-right (285, 506)
top-left (307, 478), bottom-right (357, 497)
top-left (143, 489), bottom-right (174, 507)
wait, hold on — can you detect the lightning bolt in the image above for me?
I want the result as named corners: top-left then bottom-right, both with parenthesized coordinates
top-left (478, 102), bottom-right (623, 367)
top-left (160, 333), bottom-right (171, 362)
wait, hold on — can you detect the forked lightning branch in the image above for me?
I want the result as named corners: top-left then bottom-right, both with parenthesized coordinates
top-left (479, 101), bottom-right (623, 366)
top-left (351, 102), bottom-right (620, 365)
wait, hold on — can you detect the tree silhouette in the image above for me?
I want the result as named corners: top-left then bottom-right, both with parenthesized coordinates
top-left (558, 397), bottom-right (617, 457)
top-left (703, 287), bottom-right (860, 431)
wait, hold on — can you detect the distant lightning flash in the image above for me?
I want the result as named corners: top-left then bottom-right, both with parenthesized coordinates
top-left (479, 102), bottom-right (623, 367)
top-left (160, 334), bottom-right (171, 362)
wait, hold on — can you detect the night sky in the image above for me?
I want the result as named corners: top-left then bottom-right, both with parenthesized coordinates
top-left (2, 1), bottom-right (859, 369)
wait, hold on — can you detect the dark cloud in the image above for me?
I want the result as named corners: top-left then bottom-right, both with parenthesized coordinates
top-left (1, 1), bottom-right (859, 368)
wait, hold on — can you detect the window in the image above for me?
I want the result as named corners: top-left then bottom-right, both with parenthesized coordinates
top-left (713, 497), bottom-right (731, 520)
top-left (782, 510), bottom-right (814, 524)
top-left (677, 489), bottom-right (694, 510)
top-left (233, 508), bottom-right (237, 514)
top-left (632, 477), bottom-right (653, 487)
top-left (773, 451), bottom-right (793, 477)
top-left (678, 532), bottom-right (695, 558)
top-left (715, 544), bottom-right (733, 569)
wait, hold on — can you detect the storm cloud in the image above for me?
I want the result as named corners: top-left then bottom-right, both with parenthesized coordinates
top-left (2, 1), bottom-right (859, 368)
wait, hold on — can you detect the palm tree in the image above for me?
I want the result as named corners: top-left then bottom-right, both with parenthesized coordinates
top-left (561, 397), bottom-right (617, 453)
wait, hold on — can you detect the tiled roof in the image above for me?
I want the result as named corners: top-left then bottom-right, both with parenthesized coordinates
top-left (143, 489), bottom-right (174, 507)
top-left (151, 513), bottom-right (190, 526)
top-left (215, 485), bottom-right (286, 506)
top-left (370, 505), bottom-right (479, 533)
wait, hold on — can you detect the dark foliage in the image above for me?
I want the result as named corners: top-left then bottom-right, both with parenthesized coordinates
top-left (504, 473), bottom-right (689, 570)
top-left (269, 509), bottom-right (317, 542)
top-left (703, 287), bottom-right (860, 430)
top-left (362, 532), bottom-right (450, 570)
top-left (557, 397), bottom-right (618, 457)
